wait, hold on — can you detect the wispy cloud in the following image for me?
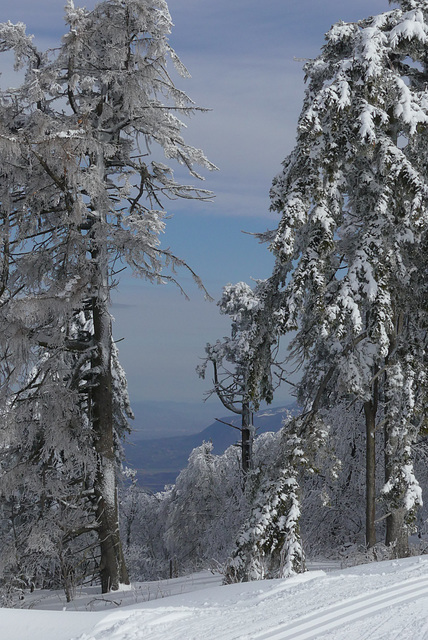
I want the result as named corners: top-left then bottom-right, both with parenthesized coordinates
top-left (2, 0), bottom-right (393, 404)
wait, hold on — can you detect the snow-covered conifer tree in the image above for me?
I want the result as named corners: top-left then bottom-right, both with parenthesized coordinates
top-left (198, 283), bottom-right (261, 475)
top-left (249, 0), bottom-right (428, 556)
top-left (0, 0), bottom-right (215, 593)
top-left (224, 417), bottom-right (309, 582)
top-left (198, 277), bottom-right (290, 475)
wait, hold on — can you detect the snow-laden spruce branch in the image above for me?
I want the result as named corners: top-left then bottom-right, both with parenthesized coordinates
top-left (241, 0), bottom-right (428, 558)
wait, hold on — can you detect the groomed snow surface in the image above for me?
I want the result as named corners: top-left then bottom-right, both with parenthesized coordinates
top-left (3, 557), bottom-right (428, 640)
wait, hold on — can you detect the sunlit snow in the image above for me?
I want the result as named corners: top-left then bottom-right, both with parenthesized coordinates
top-left (2, 557), bottom-right (428, 640)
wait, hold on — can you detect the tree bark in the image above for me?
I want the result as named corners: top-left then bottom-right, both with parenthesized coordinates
top-left (383, 312), bottom-right (409, 558)
top-left (385, 506), bottom-right (409, 558)
top-left (91, 292), bottom-right (129, 592)
top-left (364, 399), bottom-right (377, 548)
top-left (241, 401), bottom-right (254, 475)
top-left (384, 421), bottom-right (409, 558)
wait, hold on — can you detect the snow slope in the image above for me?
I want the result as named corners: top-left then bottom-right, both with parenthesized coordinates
top-left (2, 557), bottom-right (428, 640)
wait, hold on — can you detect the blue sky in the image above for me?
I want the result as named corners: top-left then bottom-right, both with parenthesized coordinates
top-left (3, 0), bottom-right (392, 411)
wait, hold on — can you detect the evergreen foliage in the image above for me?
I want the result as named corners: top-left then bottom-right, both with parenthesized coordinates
top-left (245, 0), bottom-right (428, 557)
top-left (5, 0), bottom-right (428, 599)
top-left (0, 0), bottom-right (214, 595)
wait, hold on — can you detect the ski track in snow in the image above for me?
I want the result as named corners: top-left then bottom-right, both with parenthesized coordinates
top-left (75, 566), bottom-right (428, 640)
top-left (252, 574), bottom-right (428, 639)
top-left (4, 561), bottom-right (428, 640)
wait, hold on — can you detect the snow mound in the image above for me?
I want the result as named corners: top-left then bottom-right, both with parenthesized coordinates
top-left (2, 558), bottom-right (428, 639)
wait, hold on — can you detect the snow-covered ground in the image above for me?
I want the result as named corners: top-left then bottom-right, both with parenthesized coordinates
top-left (2, 557), bottom-right (428, 639)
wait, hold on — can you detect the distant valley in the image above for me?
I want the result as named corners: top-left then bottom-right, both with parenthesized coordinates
top-left (124, 404), bottom-right (296, 492)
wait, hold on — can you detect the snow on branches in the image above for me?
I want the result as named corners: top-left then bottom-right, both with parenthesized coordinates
top-left (0, 0), bottom-right (215, 594)
top-left (247, 1), bottom-right (428, 556)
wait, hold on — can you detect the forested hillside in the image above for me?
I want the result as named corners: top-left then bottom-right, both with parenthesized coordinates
top-left (125, 405), bottom-right (294, 491)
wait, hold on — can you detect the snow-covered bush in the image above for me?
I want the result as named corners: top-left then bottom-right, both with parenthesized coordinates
top-left (120, 471), bottom-right (169, 581)
top-left (162, 442), bottom-right (245, 574)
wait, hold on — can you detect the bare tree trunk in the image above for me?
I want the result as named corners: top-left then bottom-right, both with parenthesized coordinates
top-left (91, 294), bottom-right (129, 593)
top-left (210, 361), bottom-right (254, 479)
top-left (383, 312), bottom-right (409, 558)
top-left (385, 506), bottom-right (408, 558)
top-left (85, 140), bottom-right (130, 592)
top-left (364, 399), bottom-right (376, 548)
top-left (384, 421), bottom-right (409, 558)
top-left (241, 401), bottom-right (254, 475)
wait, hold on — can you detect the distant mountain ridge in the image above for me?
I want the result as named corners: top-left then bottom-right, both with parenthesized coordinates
top-left (124, 404), bottom-right (297, 492)
top-left (128, 400), bottom-right (224, 440)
